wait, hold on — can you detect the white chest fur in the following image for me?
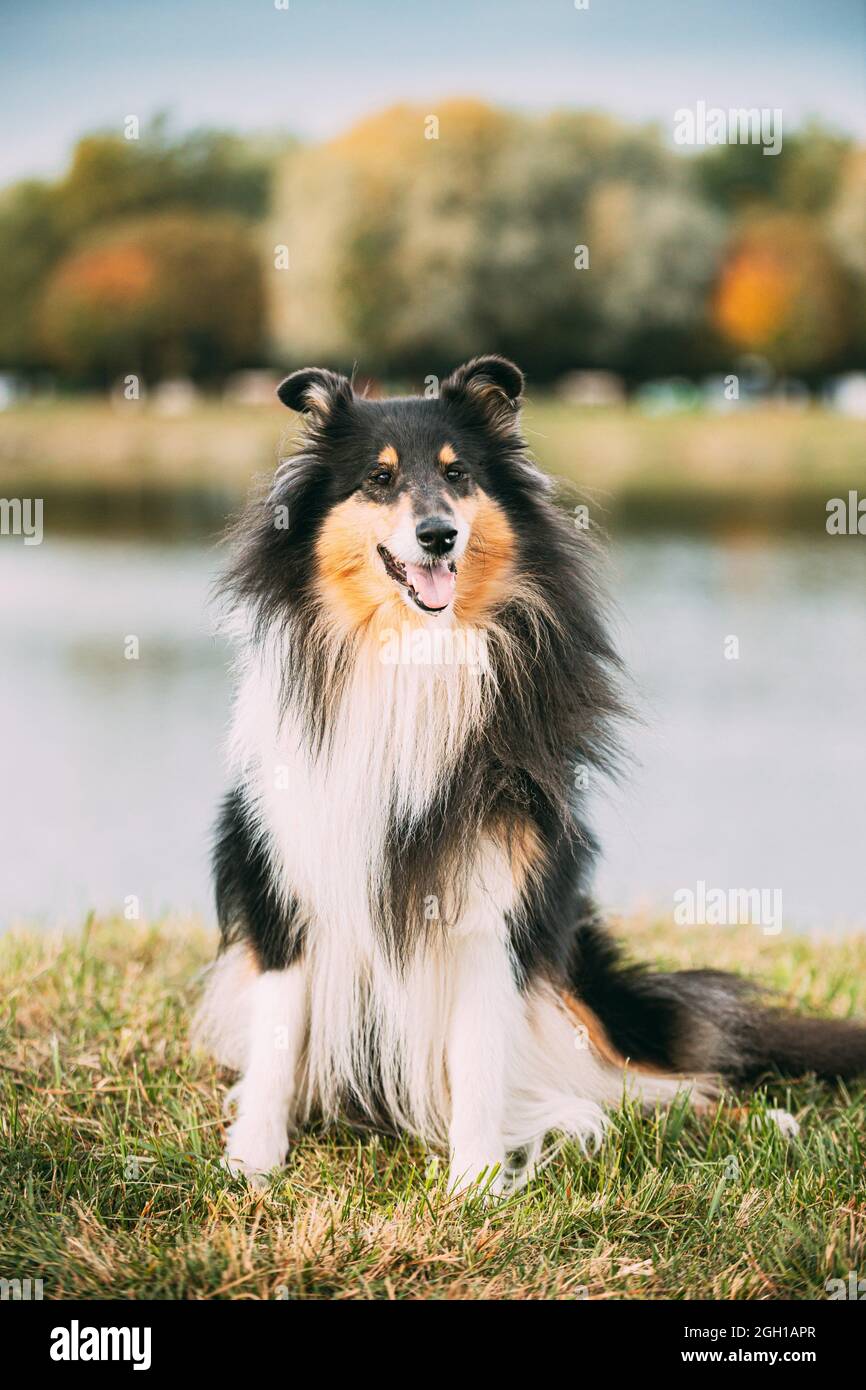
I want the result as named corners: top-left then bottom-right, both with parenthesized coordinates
top-left (228, 631), bottom-right (510, 1139)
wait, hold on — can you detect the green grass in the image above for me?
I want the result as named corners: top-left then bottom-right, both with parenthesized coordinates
top-left (2, 398), bottom-right (864, 533)
top-left (2, 917), bottom-right (865, 1300)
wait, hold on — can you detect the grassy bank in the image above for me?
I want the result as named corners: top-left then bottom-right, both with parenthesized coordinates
top-left (1, 399), bottom-right (864, 534)
top-left (2, 917), bottom-right (865, 1300)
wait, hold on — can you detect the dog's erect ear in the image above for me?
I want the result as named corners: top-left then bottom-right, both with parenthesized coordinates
top-left (441, 355), bottom-right (524, 432)
top-left (276, 367), bottom-right (352, 420)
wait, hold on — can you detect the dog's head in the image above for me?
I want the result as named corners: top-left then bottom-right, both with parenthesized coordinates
top-left (275, 356), bottom-right (530, 630)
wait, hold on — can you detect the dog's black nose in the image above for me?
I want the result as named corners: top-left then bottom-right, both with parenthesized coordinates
top-left (416, 517), bottom-right (457, 556)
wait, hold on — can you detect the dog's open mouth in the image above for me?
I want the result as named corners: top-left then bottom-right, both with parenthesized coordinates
top-left (377, 545), bottom-right (457, 613)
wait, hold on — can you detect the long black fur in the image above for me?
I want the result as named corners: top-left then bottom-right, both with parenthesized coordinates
top-left (213, 789), bottom-right (305, 973)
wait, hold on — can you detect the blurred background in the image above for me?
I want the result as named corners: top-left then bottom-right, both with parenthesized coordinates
top-left (1, 0), bottom-right (864, 932)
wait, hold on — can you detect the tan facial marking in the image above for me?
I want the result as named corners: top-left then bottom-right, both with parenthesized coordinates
top-left (452, 490), bottom-right (516, 624)
top-left (315, 492), bottom-right (417, 634)
top-left (377, 444), bottom-right (399, 467)
top-left (438, 443), bottom-right (458, 466)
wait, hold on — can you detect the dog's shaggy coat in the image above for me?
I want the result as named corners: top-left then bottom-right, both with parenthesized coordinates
top-left (194, 355), bottom-right (866, 1192)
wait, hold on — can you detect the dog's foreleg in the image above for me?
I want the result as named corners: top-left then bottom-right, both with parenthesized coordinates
top-left (223, 963), bottom-right (306, 1186)
top-left (446, 930), bottom-right (521, 1197)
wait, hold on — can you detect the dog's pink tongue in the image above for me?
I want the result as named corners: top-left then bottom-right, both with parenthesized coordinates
top-left (405, 562), bottom-right (456, 610)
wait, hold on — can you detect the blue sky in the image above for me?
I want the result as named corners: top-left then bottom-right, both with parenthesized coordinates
top-left (1, 0), bottom-right (863, 185)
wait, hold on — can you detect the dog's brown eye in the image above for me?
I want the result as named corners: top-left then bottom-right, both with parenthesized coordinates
top-left (369, 469), bottom-right (393, 486)
top-left (445, 465), bottom-right (464, 482)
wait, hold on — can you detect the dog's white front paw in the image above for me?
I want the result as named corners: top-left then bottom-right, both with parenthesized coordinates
top-left (448, 1148), bottom-right (506, 1199)
top-left (222, 1115), bottom-right (289, 1187)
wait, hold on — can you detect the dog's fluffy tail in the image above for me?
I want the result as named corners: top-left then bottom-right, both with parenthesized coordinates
top-left (570, 915), bottom-right (866, 1082)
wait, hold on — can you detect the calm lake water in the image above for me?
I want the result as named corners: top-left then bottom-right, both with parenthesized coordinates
top-left (2, 533), bottom-right (864, 934)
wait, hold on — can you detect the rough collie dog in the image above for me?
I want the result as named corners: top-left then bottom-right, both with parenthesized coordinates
top-left (194, 355), bottom-right (866, 1194)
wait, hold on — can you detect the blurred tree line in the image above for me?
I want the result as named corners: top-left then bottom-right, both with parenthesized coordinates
top-left (1, 104), bottom-right (863, 388)
top-left (0, 116), bottom-right (275, 385)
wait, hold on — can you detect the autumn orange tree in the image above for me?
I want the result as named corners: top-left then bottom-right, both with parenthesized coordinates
top-left (0, 119), bottom-right (275, 379)
top-left (713, 213), bottom-right (854, 374)
top-left (38, 213), bottom-right (265, 384)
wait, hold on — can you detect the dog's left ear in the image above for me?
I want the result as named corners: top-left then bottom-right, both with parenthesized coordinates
top-left (441, 355), bottom-right (524, 432)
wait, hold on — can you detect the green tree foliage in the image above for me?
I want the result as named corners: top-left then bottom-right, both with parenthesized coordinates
top-left (695, 125), bottom-right (852, 215)
top-left (38, 214), bottom-right (265, 384)
top-left (57, 117), bottom-right (273, 233)
top-left (0, 181), bottom-right (66, 369)
top-left (828, 150), bottom-right (866, 366)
